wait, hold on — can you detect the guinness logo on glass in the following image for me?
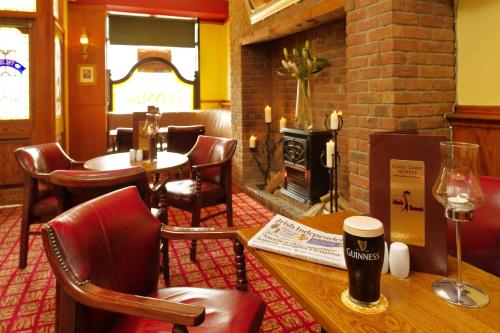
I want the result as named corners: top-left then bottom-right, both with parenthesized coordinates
top-left (357, 240), bottom-right (367, 252)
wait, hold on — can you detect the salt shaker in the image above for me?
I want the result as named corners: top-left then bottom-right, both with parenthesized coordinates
top-left (135, 149), bottom-right (143, 161)
top-left (389, 242), bottom-right (410, 279)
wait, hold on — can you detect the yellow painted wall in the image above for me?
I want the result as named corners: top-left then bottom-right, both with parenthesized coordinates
top-left (457, 0), bottom-right (500, 105)
top-left (199, 21), bottom-right (230, 109)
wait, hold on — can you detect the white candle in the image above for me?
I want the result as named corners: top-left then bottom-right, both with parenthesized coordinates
top-left (279, 117), bottom-right (287, 132)
top-left (326, 140), bottom-right (335, 168)
top-left (330, 110), bottom-right (339, 130)
top-left (264, 105), bottom-right (272, 123)
top-left (249, 135), bottom-right (257, 148)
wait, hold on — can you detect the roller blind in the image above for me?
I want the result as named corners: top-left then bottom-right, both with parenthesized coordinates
top-left (109, 15), bottom-right (196, 47)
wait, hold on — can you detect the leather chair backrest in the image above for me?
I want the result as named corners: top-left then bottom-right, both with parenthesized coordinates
top-left (167, 125), bottom-right (205, 154)
top-left (45, 187), bottom-right (161, 332)
top-left (116, 127), bottom-right (133, 152)
top-left (50, 167), bottom-right (150, 212)
top-left (448, 176), bottom-right (500, 276)
top-left (160, 110), bottom-right (232, 138)
top-left (188, 135), bottom-right (237, 184)
top-left (15, 142), bottom-right (72, 174)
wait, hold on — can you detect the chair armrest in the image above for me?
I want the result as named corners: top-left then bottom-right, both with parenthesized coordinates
top-left (161, 225), bottom-right (238, 240)
top-left (79, 282), bottom-right (205, 327)
top-left (70, 160), bottom-right (85, 170)
top-left (26, 171), bottom-right (50, 180)
top-left (191, 158), bottom-right (231, 172)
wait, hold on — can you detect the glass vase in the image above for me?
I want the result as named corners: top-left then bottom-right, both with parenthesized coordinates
top-left (295, 78), bottom-right (312, 131)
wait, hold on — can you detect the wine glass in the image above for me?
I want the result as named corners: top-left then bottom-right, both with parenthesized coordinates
top-left (432, 141), bottom-right (488, 307)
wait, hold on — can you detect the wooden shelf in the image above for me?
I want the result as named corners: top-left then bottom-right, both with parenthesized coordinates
top-left (240, 0), bottom-right (345, 45)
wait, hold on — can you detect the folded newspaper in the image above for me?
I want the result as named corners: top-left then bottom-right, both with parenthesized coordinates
top-left (248, 214), bottom-right (346, 270)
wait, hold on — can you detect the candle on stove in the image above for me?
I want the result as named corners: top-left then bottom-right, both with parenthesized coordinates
top-left (279, 117), bottom-right (287, 132)
top-left (330, 110), bottom-right (339, 130)
top-left (326, 140), bottom-right (335, 168)
top-left (249, 135), bottom-right (257, 149)
top-left (264, 105), bottom-right (272, 123)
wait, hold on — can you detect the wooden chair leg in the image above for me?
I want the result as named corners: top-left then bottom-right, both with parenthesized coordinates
top-left (162, 205), bottom-right (169, 285)
top-left (226, 195), bottom-right (233, 227)
top-left (162, 238), bottom-right (170, 285)
top-left (19, 217), bottom-right (30, 269)
top-left (190, 206), bottom-right (201, 262)
top-left (234, 239), bottom-right (248, 291)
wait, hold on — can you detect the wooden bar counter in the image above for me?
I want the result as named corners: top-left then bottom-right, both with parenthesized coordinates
top-left (237, 211), bottom-right (500, 333)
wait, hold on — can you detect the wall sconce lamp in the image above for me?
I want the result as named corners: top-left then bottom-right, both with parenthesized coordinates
top-left (80, 27), bottom-right (89, 58)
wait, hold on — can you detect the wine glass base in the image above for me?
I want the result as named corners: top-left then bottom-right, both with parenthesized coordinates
top-left (432, 279), bottom-right (489, 307)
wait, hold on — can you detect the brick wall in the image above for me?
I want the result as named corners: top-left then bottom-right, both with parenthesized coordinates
top-left (230, 0), bottom-right (455, 213)
top-left (345, 0), bottom-right (455, 212)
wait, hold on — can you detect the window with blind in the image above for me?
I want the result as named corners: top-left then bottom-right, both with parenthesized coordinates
top-left (107, 14), bottom-right (199, 112)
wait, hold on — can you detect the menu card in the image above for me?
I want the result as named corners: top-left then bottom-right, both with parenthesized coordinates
top-left (369, 132), bottom-right (448, 276)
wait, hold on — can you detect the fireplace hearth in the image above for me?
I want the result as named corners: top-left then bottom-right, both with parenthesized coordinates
top-left (281, 128), bottom-right (331, 204)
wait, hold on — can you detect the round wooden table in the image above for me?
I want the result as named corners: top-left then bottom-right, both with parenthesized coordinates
top-left (84, 151), bottom-right (188, 175)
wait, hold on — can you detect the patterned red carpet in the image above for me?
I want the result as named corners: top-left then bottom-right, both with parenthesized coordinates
top-left (0, 192), bottom-right (320, 332)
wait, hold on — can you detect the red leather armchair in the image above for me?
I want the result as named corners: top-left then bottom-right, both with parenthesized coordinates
top-left (448, 176), bottom-right (500, 276)
top-left (41, 187), bottom-right (264, 333)
top-left (14, 142), bottom-right (83, 269)
top-left (165, 136), bottom-right (237, 262)
top-left (166, 125), bottom-right (205, 154)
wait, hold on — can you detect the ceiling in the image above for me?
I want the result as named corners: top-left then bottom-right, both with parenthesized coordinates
top-left (71, 0), bottom-right (229, 22)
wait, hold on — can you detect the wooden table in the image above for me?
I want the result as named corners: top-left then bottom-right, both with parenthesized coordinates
top-left (85, 151), bottom-right (188, 175)
top-left (237, 211), bottom-right (500, 333)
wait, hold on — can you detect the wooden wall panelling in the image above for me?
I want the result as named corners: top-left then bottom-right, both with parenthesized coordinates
top-left (32, 0), bottom-right (56, 144)
top-left (0, 139), bottom-right (28, 185)
top-left (447, 106), bottom-right (500, 177)
top-left (68, 4), bottom-right (107, 160)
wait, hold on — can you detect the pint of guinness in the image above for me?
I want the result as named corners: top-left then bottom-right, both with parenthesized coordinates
top-left (343, 216), bottom-right (385, 306)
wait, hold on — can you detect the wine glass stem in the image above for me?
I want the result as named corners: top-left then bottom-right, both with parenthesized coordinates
top-left (455, 221), bottom-right (463, 288)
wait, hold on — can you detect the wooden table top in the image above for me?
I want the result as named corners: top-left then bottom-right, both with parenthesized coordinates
top-left (237, 211), bottom-right (500, 333)
top-left (84, 152), bottom-right (188, 175)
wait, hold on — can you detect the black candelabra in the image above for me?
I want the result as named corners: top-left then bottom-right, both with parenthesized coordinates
top-left (320, 112), bottom-right (344, 213)
top-left (250, 122), bottom-right (283, 188)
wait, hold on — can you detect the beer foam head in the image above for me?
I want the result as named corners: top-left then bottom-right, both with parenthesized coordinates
top-left (344, 216), bottom-right (384, 238)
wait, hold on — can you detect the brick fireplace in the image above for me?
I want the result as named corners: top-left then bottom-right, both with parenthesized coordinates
top-left (230, 0), bottom-right (455, 213)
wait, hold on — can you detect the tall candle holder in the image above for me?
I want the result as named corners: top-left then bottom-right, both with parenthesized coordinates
top-left (320, 112), bottom-right (344, 213)
top-left (250, 122), bottom-right (283, 188)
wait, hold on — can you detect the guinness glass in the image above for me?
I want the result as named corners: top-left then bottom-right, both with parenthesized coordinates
top-left (343, 216), bottom-right (385, 306)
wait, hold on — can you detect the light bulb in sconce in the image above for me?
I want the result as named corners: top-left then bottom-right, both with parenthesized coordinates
top-left (80, 27), bottom-right (89, 58)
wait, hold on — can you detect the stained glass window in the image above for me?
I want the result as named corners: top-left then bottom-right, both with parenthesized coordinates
top-left (0, 0), bottom-right (36, 12)
top-left (0, 27), bottom-right (30, 120)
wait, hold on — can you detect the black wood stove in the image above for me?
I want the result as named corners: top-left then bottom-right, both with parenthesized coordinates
top-left (281, 128), bottom-right (331, 204)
